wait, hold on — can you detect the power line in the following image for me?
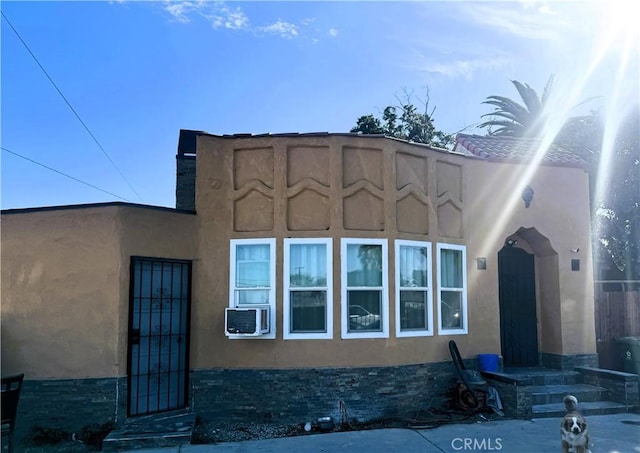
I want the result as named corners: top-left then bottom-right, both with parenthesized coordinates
top-left (1, 10), bottom-right (143, 202)
top-left (2, 147), bottom-right (131, 202)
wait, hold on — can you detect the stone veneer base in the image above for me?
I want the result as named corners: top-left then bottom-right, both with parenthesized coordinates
top-left (190, 361), bottom-right (459, 426)
top-left (540, 353), bottom-right (599, 370)
top-left (576, 366), bottom-right (640, 408)
top-left (13, 362), bottom-right (463, 445)
top-left (14, 377), bottom-right (127, 449)
top-left (19, 358), bottom-right (552, 448)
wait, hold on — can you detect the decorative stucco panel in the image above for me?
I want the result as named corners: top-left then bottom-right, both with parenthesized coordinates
top-left (287, 145), bottom-right (330, 187)
top-left (287, 188), bottom-right (330, 231)
top-left (436, 160), bottom-right (464, 238)
top-left (233, 147), bottom-right (274, 189)
top-left (343, 187), bottom-right (385, 231)
top-left (396, 192), bottom-right (430, 234)
top-left (395, 152), bottom-right (431, 234)
top-left (233, 147), bottom-right (275, 232)
top-left (286, 145), bottom-right (331, 231)
top-left (342, 146), bottom-right (384, 189)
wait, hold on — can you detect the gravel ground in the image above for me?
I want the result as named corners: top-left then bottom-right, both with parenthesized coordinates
top-left (14, 423), bottom-right (311, 452)
top-left (14, 410), bottom-right (488, 451)
top-left (190, 416), bottom-right (447, 444)
top-left (192, 421), bottom-right (308, 444)
top-left (11, 439), bottom-right (89, 453)
top-left (12, 422), bottom-right (114, 453)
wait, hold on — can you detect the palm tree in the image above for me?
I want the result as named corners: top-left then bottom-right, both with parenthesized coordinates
top-left (479, 76), bottom-right (554, 137)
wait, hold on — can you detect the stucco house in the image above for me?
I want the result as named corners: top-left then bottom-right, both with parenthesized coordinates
top-left (4, 130), bottom-right (632, 443)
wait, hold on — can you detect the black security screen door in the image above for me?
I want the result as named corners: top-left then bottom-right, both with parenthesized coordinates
top-left (127, 257), bottom-right (191, 416)
top-left (498, 247), bottom-right (539, 366)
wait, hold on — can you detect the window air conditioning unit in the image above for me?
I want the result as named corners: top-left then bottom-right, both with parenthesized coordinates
top-left (225, 307), bottom-right (270, 336)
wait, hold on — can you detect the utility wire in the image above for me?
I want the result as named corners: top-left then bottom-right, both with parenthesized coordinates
top-left (1, 11), bottom-right (142, 201)
top-left (2, 147), bottom-right (131, 202)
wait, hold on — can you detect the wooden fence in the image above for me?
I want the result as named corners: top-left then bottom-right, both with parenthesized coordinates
top-left (594, 283), bottom-right (640, 370)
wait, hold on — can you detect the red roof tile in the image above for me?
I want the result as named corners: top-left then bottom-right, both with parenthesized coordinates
top-left (454, 134), bottom-right (587, 167)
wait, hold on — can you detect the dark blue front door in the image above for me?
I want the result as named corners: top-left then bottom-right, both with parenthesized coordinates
top-left (127, 257), bottom-right (191, 416)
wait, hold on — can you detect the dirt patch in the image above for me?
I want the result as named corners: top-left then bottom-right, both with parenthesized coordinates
top-left (191, 414), bottom-right (461, 445)
top-left (20, 440), bottom-right (89, 453)
top-left (18, 422), bottom-right (114, 453)
top-left (15, 408), bottom-right (498, 451)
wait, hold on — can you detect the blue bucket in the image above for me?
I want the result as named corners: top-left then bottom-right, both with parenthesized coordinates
top-left (478, 354), bottom-right (499, 372)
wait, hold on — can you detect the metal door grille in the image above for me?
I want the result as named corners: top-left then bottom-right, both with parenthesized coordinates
top-left (127, 257), bottom-right (191, 416)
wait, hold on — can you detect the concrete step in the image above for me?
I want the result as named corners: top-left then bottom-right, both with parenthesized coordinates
top-left (102, 411), bottom-right (195, 452)
top-left (531, 384), bottom-right (607, 405)
top-left (532, 400), bottom-right (630, 418)
top-left (503, 367), bottom-right (582, 385)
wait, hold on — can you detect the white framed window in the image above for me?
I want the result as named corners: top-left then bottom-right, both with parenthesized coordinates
top-left (341, 238), bottom-right (389, 339)
top-left (395, 240), bottom-right (433, 337)
top-left (229, 238), bottom-right (276, 339)
top-left (284, 238), bottom-right (333, 340)
top-left (437, 243), bottom-right (468, 335)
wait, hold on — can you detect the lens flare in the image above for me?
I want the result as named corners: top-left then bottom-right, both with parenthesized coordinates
top-left (471, 1), bottom-right (639, 307)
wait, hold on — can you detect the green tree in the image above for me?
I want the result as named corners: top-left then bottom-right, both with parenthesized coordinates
top-left (351, 91), bottom-right (454, 148)
top-left (351, 114), bottom-right (383, 135)
top-left (480, 78), bottom-right (638, 278)
top-left (557, 106), bottom-right (640, 278)
top-left (479, 76), bottom-right (554, 137)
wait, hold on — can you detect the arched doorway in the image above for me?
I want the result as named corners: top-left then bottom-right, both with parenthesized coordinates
top-left (498, 245), bottom-right (539, 366)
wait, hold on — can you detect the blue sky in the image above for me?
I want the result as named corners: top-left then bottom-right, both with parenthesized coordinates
top-left (2, 1), bottom-right (638, 209)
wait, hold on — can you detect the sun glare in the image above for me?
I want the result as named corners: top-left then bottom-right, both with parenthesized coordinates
top-left (474, 0), bottom-right (640, 282)
top-left (588, 0), bottom-right (640, 259)
top-left (596, 0), bottom-right (640, 48)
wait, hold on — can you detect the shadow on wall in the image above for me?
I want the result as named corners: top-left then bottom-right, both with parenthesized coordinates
top-left (1, 313), bottom-right (23, 376)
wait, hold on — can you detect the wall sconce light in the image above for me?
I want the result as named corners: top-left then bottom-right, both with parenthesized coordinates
top-left (505, 238), bottom-right (518, 247)
top-left (477, 258), bottom-right (487, 270)
top-left (522, 185), bottom-right (534, 208)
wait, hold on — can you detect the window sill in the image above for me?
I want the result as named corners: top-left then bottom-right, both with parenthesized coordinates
top-left (227, 332), bottom-right (276, 340)
top-left (283, 331), bottom-right (333, 340)
top-left (396, 330), bottom-right (434, 338)
top-left (341, 331), bottom-right (389, 340)
top-left (438, 328), bottom-right (468, 335)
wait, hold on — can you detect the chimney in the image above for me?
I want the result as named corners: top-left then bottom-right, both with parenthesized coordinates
top-left (176, 130), bottom-right (198, 211)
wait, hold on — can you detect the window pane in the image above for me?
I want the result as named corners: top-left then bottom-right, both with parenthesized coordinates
top-left (399, 245), bottom-right (428, 287)
top-left (441, 291), bottom-right (462, 329)
top-left (347, 244), bottom-right (382, 287)
top-left (441, 249), bottom-right (462, 288)
top-left (237, 289), bottom-right (270, 305)
top-left (290, 291), bottom-right (326, 333)
top-left (290, 244), bottom-right (327, 287)
top-left (236, 244), bottom-right (270, 288)
top-left (347, 290), bottom-right (382, 332)
top-left (400, 290), bottom-right (427, 330)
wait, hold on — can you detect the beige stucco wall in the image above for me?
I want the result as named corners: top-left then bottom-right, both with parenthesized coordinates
top-left (465, 159), bottom-right (596, 356)
top-left (1, 207), bottom-right (122, 379)
top-left (1, 135), bottom-right (596, 380)
top-left (117, 206), bottom-right (198, 377)
top-left (189, 134), bottom-right (596, 370)
top-left (1, 205), bottom-right (196, 379)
